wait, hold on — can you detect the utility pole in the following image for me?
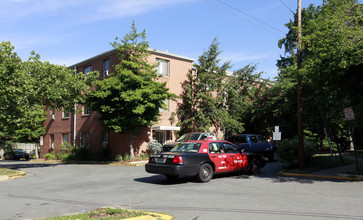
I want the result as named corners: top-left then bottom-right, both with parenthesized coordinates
top-left (297, 0), bottom-right (305, 170)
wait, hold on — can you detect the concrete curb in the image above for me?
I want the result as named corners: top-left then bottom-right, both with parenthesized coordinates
top-left (30, 159), bottom-right (148, 166)
top-left (278, 171), bottom-right (363, 181)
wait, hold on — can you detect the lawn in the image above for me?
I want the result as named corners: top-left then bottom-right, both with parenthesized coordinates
top-left (0, 168), bottom-right (21, 176)
top-left (43, 208), bottom-right (147, 220)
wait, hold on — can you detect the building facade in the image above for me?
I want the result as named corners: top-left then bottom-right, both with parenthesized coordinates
top-left (41, 48), bottom-right (194, 159)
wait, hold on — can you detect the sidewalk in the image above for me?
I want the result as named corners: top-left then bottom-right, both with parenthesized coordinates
top-left (279, 154), bottom-right (363, 181)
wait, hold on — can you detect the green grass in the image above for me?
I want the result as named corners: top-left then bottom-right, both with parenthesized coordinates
top-left (44, 207), bottom-right (150, 220)
top-left (283, 153), bottom-right (355, 174)
top-left (0, 168), bottom-right (21, 176)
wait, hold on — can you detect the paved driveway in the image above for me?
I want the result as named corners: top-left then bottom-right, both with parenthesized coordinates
top-left (1, 160), bottom-right (363, 220)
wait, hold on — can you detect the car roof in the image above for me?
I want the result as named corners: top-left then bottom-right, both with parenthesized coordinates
top-left (184, 140), bottom-right (229, 143)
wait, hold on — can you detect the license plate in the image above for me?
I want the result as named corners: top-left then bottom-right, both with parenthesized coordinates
top-left (156, 158), bottom-right (166, 163)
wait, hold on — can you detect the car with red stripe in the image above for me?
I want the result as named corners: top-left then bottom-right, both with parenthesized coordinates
top-left (145, 140), bottom-right (250, 182)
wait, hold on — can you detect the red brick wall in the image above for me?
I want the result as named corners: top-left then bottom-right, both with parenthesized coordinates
top-left (42, 49), bottom-right (193, 159)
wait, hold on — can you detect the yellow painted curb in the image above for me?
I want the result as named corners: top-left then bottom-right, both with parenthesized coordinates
top-left (8, 171), bottom-right (26, 180)
top-left (125, 212), bottom-right (173, 220)
top-left (279, 171), bottom-right (363, 181)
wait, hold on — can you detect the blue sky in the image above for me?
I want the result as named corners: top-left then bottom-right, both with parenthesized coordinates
top-left (1, 0), bottom-right (322, 80)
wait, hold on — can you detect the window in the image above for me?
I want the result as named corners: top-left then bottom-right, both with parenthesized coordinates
top-left (159, 99), bottom-right (169, 112)
top-left (103, 59), bottom-right (110, 78)
top-left (209, 142), bottom-right (223, 154)
top-left (62, 108), bottom-right (69, 118)
top-left (250, 136), bottom-right (258, 143)
top-left (101, 131), bottom-right (109, 148)
top-left (50, 135), bottom-right (54, 149)
top-left (223, 143), bottom-right (240, 153)
top-left (156, 58), bottom-right (169, 77)
top-left (51, 108), bottom-right (55, 120)
top-left (84, 65), bottom-right (92, 74)
top-left (62, 133), bottom-right (69, 144)
top-left (81, 132), bottom-right (90, 148)
top-left (83, 105), bottom-right (91, 115)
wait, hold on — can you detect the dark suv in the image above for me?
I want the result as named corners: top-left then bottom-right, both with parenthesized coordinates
top-left (227, 134), bottom-right (278, 161)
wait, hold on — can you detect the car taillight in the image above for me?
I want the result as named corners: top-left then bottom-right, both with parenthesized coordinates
top-left (172, 156), bottom-right (183, 164)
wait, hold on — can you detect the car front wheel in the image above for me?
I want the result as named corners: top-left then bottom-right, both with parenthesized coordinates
top-left (196, 163), bottom-right (213, 183)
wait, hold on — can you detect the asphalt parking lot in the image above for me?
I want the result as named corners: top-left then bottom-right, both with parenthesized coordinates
top-left (1, 160), bottom-right (363, 220)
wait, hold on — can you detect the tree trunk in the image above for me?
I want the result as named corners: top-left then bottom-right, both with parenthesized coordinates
top-left (129, 131), bottom-right (135, 161)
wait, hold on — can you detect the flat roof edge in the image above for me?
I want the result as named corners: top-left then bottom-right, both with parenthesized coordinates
top-left (68, 48), bottom-right (194, 68)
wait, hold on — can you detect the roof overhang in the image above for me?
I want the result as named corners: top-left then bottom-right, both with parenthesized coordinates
top-left (152, 126), bottom-right (180, 131)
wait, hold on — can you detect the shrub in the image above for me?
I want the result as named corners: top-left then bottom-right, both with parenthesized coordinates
top-left (278, 136), bottom-right (317, 169)
top-left (146, 142), bottom-right (162, 154)
top-left (115, 154), bottom-right (124, 162)
top-left (45, 152), bottom-right (56, 160)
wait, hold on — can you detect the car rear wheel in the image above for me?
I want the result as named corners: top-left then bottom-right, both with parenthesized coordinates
top-left (196, 163), bottom-right (213, 183)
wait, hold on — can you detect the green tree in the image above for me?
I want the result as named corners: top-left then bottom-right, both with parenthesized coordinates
top-left (0, 41), bottom-right (95, 143)
top-left (275, 0), bottom-right (362, 144)
top-left (177, 39), bottom-right (237, 136)
top-left (87, 22), bottom-right (175, 159)
top-left (222, 64), bottom-right (266, 136)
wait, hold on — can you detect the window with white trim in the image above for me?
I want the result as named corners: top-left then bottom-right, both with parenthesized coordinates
top-left (50, 134), bottom-right (54, 149)
top-left (62, 108), bottom-right (69, 119)
top-left (103, 59), bottom-right (110, 78)
top-left (62, 133), bottom-right (69, 144)
top-left (159, 99), bottom-right (169, 112)
top-left (83, 105), bottom-right (91, 115)
top-left (156, 58), bottom-right (169, 77)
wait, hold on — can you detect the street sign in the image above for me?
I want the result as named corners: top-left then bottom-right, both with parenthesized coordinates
top-left (273, 132), bottom-right (281, 141)
top-left (344, 107), bottom-right (355, 121)
top-left (40, 136), bottom-right (43, 146)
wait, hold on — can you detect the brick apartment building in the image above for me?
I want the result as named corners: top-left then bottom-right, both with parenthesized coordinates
top-left (41, 48), bottom-right (194, 159)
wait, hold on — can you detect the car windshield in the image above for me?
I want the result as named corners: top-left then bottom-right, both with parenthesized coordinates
top-left (14, 149), bottom-right (25, 153)
top-left (170, 142), bottom-right (201, 153)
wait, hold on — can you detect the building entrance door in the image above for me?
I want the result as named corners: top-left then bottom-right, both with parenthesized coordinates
top-left (152, 131), bottom-right (166, 145)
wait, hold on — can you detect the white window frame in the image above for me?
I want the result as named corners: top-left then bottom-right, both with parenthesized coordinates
top-left (83, 105), bottom-right (91, 115)
top-left (156, 58), bottom-right (169, 77)
top-left (62, 133), bottom-right (69, 144)
top-left (50, 134), bottom-right (54, 149)
top-left (103, 59), bottom-right (110, 78)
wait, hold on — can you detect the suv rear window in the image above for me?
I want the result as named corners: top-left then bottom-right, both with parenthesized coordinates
top-left (171, 143), bottom-right (201, 153)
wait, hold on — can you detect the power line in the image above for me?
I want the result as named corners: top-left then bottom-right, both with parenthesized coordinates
top-left (217, 0), bottom-right (286, 34)
top-left (203, 0), bottom-right (284, 37)
top-left (279, 0), bottom-right (295, 15)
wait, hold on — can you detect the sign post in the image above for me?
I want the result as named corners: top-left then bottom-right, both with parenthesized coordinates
top-left (344, 107), bottom-right (359, 175)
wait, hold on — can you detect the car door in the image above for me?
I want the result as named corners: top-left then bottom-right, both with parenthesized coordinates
top-left (222, 142), bottom-right (247, 171)
top-left (208, 142), bottom-right (230, 173)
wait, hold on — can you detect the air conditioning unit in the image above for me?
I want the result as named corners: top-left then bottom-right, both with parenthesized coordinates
top-left (51, 114), bottom-right (55, 120)
top-left (103, 70), bottom-right (109, 77)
